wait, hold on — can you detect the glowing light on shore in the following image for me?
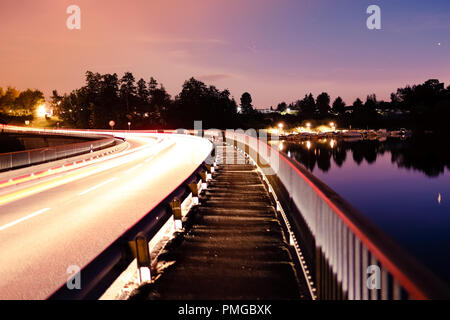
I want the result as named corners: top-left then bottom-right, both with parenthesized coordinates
top-left (36, 104), bottom-right (47, 118)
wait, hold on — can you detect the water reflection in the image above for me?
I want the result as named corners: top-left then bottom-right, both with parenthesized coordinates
top-left (272, 134), bottom-right (450, 177)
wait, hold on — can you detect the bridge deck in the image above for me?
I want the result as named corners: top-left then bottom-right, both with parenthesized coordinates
top-left (132, 144), bottom-right (310, 300)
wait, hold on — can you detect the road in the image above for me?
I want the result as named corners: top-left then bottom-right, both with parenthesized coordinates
top-left (0, 132), bottom-right (212, 299)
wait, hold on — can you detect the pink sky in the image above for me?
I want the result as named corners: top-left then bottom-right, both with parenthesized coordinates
top-left (1, 0), bottom-right (449, 108)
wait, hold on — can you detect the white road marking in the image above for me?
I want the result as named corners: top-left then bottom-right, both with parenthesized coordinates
top-left (125, 164), bottom-right (143, 174)
top-left (78, 178), bottom-right (117, 196)
top-left (145, 157), bottom-right (154, 163)
top-left (0, 208), bottom-right (51, 231)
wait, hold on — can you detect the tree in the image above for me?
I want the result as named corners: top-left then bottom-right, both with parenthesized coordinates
top-left (0, 86), bottom-right (20, 114)
top-left (316, 92), bottom-right (330, 117)
top-left (120, 72), bottom-right (137, 113)
top-left (172, 77), bottom-right (237, 128)
top-left (150, 83), bottom-right (171, 123)
top-left (276, 102), bottom-right (287, 112)
top-left (137, 78), bottom-right (149, 102)
top-left (365, 94), bottom-right (377, 111)
top-left (15, 89), bottom-right (45, 116)
top-left (395, 79), bottom-right (449, 132)
top-left (240, 92), bottom-right (253, 114)
top-left (332, 96), bottom-right (346, 115)
top-left (99, 73), bottom-right (120, 126)
top-left (298, 93), bottom-right (316, 118)
top-left (353, 98), bottom-right (364, 109)
top-left (136, 78), bottom-right (149, 113)
top-left (148, 77), bottom-right (158, 91)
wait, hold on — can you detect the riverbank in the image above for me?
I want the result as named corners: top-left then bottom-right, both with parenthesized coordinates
top-left (280, 128), bottom-right (412, 142)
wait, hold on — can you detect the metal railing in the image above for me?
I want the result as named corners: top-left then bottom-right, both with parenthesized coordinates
top-left (0, 126), bottom-right (116, 171)
top-left (225, 131), bottom-right (450, 300)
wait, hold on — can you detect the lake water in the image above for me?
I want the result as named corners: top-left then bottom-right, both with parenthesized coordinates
top-left (271, 135), bottom-right (450, 285)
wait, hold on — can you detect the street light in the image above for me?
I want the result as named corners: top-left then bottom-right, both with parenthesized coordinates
top-left (306, 122), bottom-right (311, 130)
top-left (278, 123), bottom-right (284, 129)
top-left (128, 122), bottom-right (131, 131)
top-left (109, 120), bottom-right (115, 131)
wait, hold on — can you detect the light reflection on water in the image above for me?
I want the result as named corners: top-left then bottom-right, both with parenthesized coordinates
top-left (270, 135), bottom-right (450, 285)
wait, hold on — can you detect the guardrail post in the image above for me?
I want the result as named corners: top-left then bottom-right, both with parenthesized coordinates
top-left (205, 164), bottom-right (213, 179)
top-left (199, 170), bottom-right (208, 189)
top-left (188, 183), bottom-right (200, 205)
top-left (170, 198), bottom-right (183, 230)
top-left (205, 163), bottom-right (214, 174)
top-left (135, 233), bottom-right (151, 284)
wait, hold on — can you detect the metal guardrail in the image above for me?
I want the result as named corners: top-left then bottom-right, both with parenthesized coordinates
top-left (49, 137), bottom-right (214, 300)
top-left (225, 131), bottom-right (450, 300)
top-left (0, 126), bottom-right (116, 171)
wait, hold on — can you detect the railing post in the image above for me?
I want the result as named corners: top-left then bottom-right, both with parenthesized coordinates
top-left (348, 232), bottom-right (355, 300)
top-left (362, 245), bottom-right (369, 300)
top-left (170, 198), bottom-right (183, 230)
top-left (316, 246), bottom-right (322, 299)
top-left (199, 171), bottom-right (208, 189)
top-left (135, 233), bottom-right (151, 284)
top-left (354, 237), bottom-right (361, 300)
top-left (188, 182), bottom-right (200, 205)
top-left (370, 255), bottom-right (379, 300)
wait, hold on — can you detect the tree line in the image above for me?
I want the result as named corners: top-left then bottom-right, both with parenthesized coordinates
top-left (0, 86), bottom-right (44, 117)
top-left (274, 79), bottom-right (450, 134)
top-left (2, 76), bottom-right (449, 134)
top-left (50, 71), bottom-right (259, 130)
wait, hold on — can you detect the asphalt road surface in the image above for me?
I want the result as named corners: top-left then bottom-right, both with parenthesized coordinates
top-left (0, 132), bottom-right (212, 299)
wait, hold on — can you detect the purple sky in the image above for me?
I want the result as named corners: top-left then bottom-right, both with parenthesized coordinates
top-left (1, 0), bottom-right (449, 108)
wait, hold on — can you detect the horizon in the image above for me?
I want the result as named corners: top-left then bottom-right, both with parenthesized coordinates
top-left (1, 0), bottom-right (449, 108)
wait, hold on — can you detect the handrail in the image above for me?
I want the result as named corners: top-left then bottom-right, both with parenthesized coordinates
top-left (0, 126), bottom-right (116, 171)
top-left (226, 131), bottom-right (450, 300)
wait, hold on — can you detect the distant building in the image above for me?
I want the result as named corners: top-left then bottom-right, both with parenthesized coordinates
top-left (258, 108), bottom-right (275, 114)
